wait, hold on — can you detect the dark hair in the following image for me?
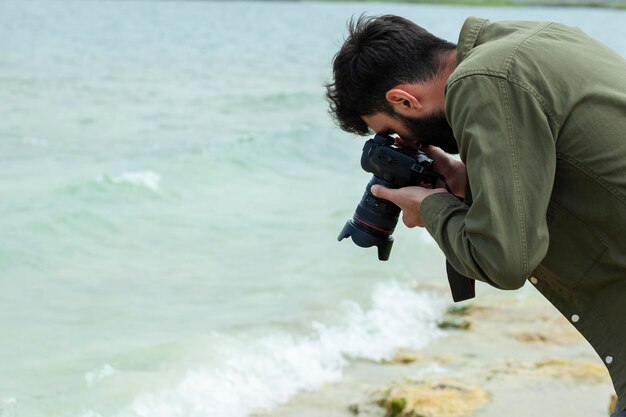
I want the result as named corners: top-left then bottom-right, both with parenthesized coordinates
top-left (325, 15), bottom-right (456, 135)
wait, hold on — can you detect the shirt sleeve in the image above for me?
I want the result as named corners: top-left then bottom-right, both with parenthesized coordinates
top-left (421, 73), bottom-right (557, 290)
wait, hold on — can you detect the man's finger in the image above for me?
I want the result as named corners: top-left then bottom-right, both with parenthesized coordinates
top-left (423, 145), bottom-right (449, 164)
top-left (394, 136), bottom-right (418, 151)
top-left (371, 184), bottom-right (396, 202)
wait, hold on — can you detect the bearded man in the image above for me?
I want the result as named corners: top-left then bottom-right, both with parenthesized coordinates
top-left (326, 15), bottom-right (626, 415)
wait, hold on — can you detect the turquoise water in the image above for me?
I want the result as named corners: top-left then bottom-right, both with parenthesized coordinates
top-left (1, 2), bottom-right (625, 416)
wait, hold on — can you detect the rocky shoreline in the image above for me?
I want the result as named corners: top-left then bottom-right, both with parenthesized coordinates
top-left (257, 285), bottom-right (616, 417)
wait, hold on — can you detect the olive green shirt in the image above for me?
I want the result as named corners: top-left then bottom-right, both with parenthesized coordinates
top-left (421, 17), bottom-right (626, 407)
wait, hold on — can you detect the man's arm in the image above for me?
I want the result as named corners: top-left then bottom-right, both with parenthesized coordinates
top-left (421, 74), bottom-right (557, 290)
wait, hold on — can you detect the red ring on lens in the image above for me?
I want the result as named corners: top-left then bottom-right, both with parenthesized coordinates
top-left (353, 215), bottom-right (392, 235)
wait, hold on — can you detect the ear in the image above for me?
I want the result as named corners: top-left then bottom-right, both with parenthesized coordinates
top-left (385, 88), bottom-right (423, 114)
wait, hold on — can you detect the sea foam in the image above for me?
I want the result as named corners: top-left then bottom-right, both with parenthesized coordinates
top-left (105, 282), bottom-right (445, 417)
top-left (85, 364), bottom-right (117, 388)
top-left (96, 171), bottom-right (161, 192)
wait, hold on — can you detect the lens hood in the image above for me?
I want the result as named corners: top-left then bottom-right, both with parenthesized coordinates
top-left (337, 219), bottom-right (394, 261)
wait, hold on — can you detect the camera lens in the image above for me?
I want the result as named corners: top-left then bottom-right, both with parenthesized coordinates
top-left (337, 176), bottom-right (400, 260)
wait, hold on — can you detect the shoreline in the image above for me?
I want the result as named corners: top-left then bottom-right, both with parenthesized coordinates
top-left (308, 0), bottom-right (626, 10)
top-left (256, 284), bottom-right (616, 417)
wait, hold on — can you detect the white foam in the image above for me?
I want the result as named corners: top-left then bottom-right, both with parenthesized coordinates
top-left (107, 281), bottom-right (445, 417)
top-left (2, 397), bottom-right (17, 405)
top-left (112, 171), bottom-right (161, 191)
top-left (1, 397), bottom-right (17, 416)
top-left (96, 171), bottom-right (161, 192)
top-left (85, 364), bottom-right (116, 388)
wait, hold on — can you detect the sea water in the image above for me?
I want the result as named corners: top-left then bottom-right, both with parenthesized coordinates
top-left (0, 2), bottom-right (624, 416)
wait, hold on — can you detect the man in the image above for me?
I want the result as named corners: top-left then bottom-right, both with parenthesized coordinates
top-left (326, 15), bottom-right (626, 414)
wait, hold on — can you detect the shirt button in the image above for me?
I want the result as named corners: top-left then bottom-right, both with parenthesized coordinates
top-left (571, 314), bottom-right (580, 323)
top-left (606, 356), bottom-right (614, 364)
top-left (530, 277), bottom-right (538, 284)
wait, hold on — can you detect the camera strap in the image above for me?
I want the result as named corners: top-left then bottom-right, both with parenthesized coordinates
top-left (446, 261), bottom-right (476, 302)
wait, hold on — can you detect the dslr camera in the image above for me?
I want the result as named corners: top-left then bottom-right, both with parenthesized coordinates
top-left (338, 133), bottom-right (475, 302)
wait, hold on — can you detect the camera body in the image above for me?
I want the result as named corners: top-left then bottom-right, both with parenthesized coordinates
top-left (338, 133), bottom-right (440, 261)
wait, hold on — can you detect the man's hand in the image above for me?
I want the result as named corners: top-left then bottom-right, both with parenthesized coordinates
top-left (371, 185), bottom-right (447, 228)
top-left (423, 145), bottom-right (467, 199)
top-left (392, 137), bottom-right (467, 199)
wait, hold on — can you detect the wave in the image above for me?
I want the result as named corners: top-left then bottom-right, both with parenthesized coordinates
top-left (96, 171), bottom-right (161, 192)
top-left (85, 365), bottom-right (117, 389)
top-left (82, 282), bottom-right (445, 417)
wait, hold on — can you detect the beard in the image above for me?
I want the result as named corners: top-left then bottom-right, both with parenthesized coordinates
top-left (394, 110), bottom-right (459, 154)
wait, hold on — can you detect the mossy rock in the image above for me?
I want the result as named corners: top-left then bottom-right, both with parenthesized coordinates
top-left (445, 305), bottom-right (474, 316)
top-left (384, 348), bottom-right (419, 364)
top-left (534, 359), bottom-right (608, 381)
top-left (383, 349), bottom-right (453, 366)
top-left (378, 380), bottom-right (490, 417)
top-left (348, 403), bottom-right (360, 415)
top-left (437, 318), bottom-right (471, 330)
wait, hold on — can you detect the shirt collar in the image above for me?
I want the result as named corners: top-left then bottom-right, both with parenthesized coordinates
top-left (456, 17), bottom-right (489, 64)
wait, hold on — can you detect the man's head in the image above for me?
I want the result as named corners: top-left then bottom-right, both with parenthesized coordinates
top-left (326, 15), bottom-right (459, 153)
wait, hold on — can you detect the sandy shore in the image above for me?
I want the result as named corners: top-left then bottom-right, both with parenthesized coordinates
top-left (255, 283), bottom-right (616, 417)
